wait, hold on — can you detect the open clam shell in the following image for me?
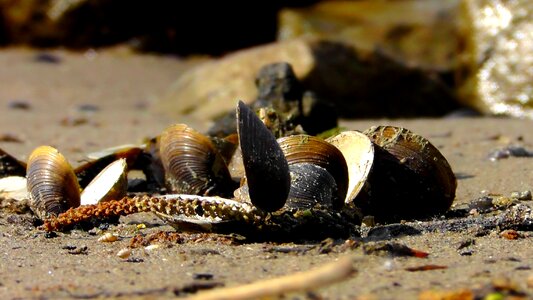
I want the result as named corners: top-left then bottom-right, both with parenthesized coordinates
top-left (75, 145), bottom-right (143, 188)
top-left (80, 158), bottom-right (128, 205)
top-left (277, 135), bottom-right (348, 210)
top-left (360, 126), bottom-right (457, 221)
top-left (26, 146), bottom-right (81, 219)
top-left (326, 131), bottom-right (374, 204)
top-left (160, 124), bottom-right (235, 197)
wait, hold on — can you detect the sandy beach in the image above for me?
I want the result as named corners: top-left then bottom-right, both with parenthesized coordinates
top-left (0, 48), bottom-right (532, 299)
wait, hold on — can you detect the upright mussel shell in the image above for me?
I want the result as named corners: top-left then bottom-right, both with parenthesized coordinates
top-left (237, 101), bottom-right (290, 212)
top-left (358, 126), bottom-right (456, 221)
top-left (160, 124), bottom-right (236, 196)
top-left (26, 146), bottom-right (81, 219)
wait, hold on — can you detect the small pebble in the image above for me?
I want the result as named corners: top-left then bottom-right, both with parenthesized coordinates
top-left (0, 133), bottom-right (23, 143)
top-left (33, 53), bottom-right (62, 64)
top-left (527, 273), bottom-right (533, 288)
top-left (488, 145), bottom-right (533, 161)
top-left (193, 273), bottom-right (214, 280)
top-left (77, 104), bottom-right (100, 112)
top-left (500, 229), bottom-right (522, 240)
top-left (44, 232), bottom-right (57, 239)
top-left (8, 100), bottom-right (31, 110)
top-left (116, 248), bottom-right (131, 259)
top-left (510, 190), bottom-right (532, 201)
top-left (60, 116), bottom-right (88, 126)
top-left (144, 244), bottom-right (160, 251)
top-left (68, 246), bottom-right (88, 255)
top-left (98, 233), bottom-right (118, 243)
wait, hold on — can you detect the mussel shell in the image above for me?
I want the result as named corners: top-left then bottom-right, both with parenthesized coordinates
top-left (0, 148), bottom-right (26, 178)
top-left (286, 163), bottom-right (338, 209)
top-left (75, 145), bottom-right (142, 188)
top-left (277, 135), bottom-right (348, 210)
top-left (359, 126), bottom-right (457, 221)
top-left (160, 124), bottom-right (235, 196)
top-left (326, 131), bottom-right (374, 204)
top-left (26, 146), bottom-right (81, 219)
top-left (237, 101), bottom-right (290, 212)
top-left (80, 158), bottom-right (128, 205)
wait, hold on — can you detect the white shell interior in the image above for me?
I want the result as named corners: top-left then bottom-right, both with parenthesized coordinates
top-left (0, 176), bottom-right (29, 201)
top-left (326, 131), bottom-right (374, 203)
top-left (80, 158), bottom-right (127, 205)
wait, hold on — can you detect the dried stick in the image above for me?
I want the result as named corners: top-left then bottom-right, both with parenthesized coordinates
top-left (184, 255), bottom-right (356, 300)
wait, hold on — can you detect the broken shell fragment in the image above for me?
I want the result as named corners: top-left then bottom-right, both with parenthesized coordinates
top-left (0, 176), bottom-right (29, 201)
top-left (237, 101), bottom-right (290, 212)
top-left (360, 126), bottom-right (456, 221)
top-left (326, 131), bottom-right (374, 204)
top-left (160, 124), bottom-right (236, 196)
top-left (80, 158), bottom-right (128, 205)
top-left (26, 146), bottom-right (81, 219)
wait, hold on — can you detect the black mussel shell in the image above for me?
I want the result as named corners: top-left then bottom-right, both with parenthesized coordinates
top-left (237, 100), bottom-right (290, 212)
top-left (286, 163), bottom-right (338, 210)
top-left (358, 126), bottom-right (457, 221)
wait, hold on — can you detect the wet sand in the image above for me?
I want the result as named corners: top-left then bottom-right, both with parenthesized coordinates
top-left (0, 48), bottom-right (532, 299)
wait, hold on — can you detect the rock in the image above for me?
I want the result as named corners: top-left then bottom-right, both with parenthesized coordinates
top-left (277, 0), bottom-right (460, 72)
top-left (207, 62), bottom-right (338, 137)
top-left (157, 38), bottom-right (459, 121)
top-left (458, 0), bottom-right (533, 118)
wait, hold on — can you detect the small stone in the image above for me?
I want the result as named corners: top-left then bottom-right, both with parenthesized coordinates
top-left (511, 190), bottom-right (532, 201)
top-left (98, 232), bottom-right (118, 243)
top-left (7, 100), bottom-right (31, 110)
top-left (419, 289), bottom-right (474, 300)
top-left (500, 229), bottom-right (522, 240)
top-left (144, 244), bottom-right (160, 251)
top-left (527, 273), bottom-right (533, 288)
top-left (77, 104), bottom-right (100, 112)
top-left (34, 53), bottom-right (61, 64)
top-left (193, 273), bottom-right (214, 280)
top-left (116, 248), bottom-right (131, 259)
top-left (68, 246), bottom-right (88, 255)
top-left (125, 257), bottom-right (144, 263)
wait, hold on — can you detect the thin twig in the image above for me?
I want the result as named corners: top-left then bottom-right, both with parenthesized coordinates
top-left (184, 255), bottom-right (356, 300)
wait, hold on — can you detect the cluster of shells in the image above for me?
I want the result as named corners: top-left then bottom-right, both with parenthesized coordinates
top-left (0, 101), bottom-right (456, 231)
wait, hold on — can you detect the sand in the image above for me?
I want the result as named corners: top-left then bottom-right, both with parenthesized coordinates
top-left (0, 48), bottom-right (532, 299)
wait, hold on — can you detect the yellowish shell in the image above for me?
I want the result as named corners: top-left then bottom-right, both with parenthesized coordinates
top-left (160, 124), bottom-right (234, 196)
top-left (26, 146), bottom-right (80, 219)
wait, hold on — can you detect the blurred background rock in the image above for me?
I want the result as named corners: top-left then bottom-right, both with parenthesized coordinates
top-left (1, 0), bottom-right (532, 122)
